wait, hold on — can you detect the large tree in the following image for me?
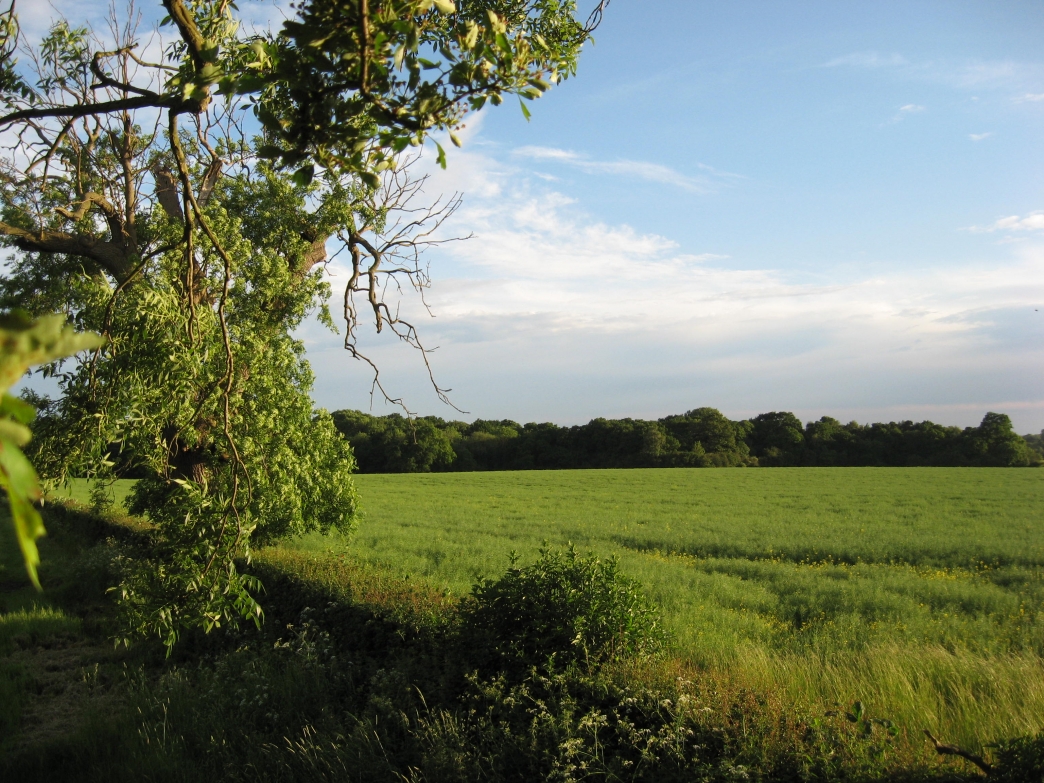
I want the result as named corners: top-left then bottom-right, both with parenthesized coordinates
top-left (0, 0), bottom-right (604, 647)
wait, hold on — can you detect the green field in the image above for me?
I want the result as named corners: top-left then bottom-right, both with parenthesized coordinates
top-left (52, 469), bottom-right (1044, 750)
top-left (289, 467), bottom-right (1044, 749)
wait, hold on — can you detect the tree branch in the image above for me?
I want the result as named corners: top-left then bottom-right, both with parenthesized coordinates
top-left (162, 0), bottom-right (208, 72)
top-left (0, 221), bottom-right (134, 281)
top-left (0, 93), bottom-right (192, 127)
top-left (90, 48), bottom-right (159, 98)
top-left (924, 730), bottom-right (993, 775)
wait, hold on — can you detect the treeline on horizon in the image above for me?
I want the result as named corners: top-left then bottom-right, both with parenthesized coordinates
top-left (331, 407), bottom-right (1044, 474)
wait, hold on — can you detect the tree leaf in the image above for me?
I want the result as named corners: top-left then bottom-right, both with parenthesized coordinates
top-left (0, 314), bottom-right (102, 589)
top-left (291, 165), bottom-right (314, 187)
top-left (0, 434), bottom-right (44, 588)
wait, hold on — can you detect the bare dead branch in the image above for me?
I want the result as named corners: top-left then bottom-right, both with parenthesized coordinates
top-left (924, 730), bottom-right (993, 776)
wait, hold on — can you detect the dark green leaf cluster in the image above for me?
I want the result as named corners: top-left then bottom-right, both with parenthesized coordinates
top-left (460, 546), bottom-right (667, 676)
top-left (989, 732), bottom-right (1044, 783)
top-left (331, 410), bottom-right (456, 472)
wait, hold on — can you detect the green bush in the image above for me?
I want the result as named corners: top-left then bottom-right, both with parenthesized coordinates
top-left (991, 732), bottom-right (1044, 782)
top-left (460, 546), bottom-right (666, 675)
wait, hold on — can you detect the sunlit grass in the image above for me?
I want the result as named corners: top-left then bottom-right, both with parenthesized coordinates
top-left (47, 478), bottom-right (135, 512)
top-left (289, 467), bottom-right (1044, 749)
top-left (41, 468), bottom-right (1044, 749)
top-left (0, 605), bottom-right (81, 655)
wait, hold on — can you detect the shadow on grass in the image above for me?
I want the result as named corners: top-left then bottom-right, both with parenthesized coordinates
top-left (0, 502), bottom-right (997, 782)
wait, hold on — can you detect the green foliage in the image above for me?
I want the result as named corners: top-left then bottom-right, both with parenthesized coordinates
top-left (332, 410), bottom-right (456, 472)
top-left (242, 0), bottom-right (589, 178)
top-left (1, 108), bottom-right (361, 647)
top-left (991, 732), bottom-right (1044, 782)
top-left (967, 412), bottom-right (1033, 467)
top-left (0, 312), bottom-right (101, 587)
top-left (748, 411), bottom-right (805, 465)
top-left (29, 176), bottom-right (360, 649)
top-left (461, 546), bottom-right (667, 675)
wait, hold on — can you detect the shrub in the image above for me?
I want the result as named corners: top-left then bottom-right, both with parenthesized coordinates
top-left (460, 546), bottom-right (666, 675)
top-left (991, 732), bottom-right (1044, 782)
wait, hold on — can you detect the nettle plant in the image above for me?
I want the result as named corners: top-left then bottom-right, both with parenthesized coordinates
top-left (0, 0), bottom-right (606, 648)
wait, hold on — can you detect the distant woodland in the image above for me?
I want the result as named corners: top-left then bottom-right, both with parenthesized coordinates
top-left (332, 408), bottom-right (1044, 473)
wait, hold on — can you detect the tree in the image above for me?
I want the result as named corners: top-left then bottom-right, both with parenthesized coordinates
top-left (967, 412), bottom-right (1031, 467)
top-left (0, 0), bottom-right (605, 647)
top-left (660, 407), bottom-right (748, 464)
top-left (748, 411), bottom-right (804, 464)
top-left (332, 410), bottom-right (456, 472)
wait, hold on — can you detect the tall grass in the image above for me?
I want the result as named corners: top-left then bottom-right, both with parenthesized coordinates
top-left (44, 469), bottom-right (1044, 751)
top-left (288, 467), bottom-right (1044, 750)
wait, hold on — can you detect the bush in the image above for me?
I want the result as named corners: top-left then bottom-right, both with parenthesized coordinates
top-left (991, 732), bottom-right (1044, 782)
top-left (460, 546), bottom-right (666, 676)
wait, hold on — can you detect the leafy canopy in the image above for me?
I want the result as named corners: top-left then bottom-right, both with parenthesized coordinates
top-left (0, 0), bottom-right (603, 648)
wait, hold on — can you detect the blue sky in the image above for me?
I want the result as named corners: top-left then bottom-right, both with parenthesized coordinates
top-left (302, 1), bottom-right (1044, 433)
top-left (20, 1), bottom-right (1044, 432)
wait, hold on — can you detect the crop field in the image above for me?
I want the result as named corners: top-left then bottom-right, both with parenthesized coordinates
top-left (54, 468), bottom-right (1044, 751)
top-left (292, 467), bottom-right (1044, 749)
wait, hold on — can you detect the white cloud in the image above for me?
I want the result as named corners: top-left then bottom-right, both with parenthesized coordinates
top-left (952, 60), bottom-right (1020, 87)
top-left (511, 146), bottom-right (737, 193)
top-left (884, 103), bottom-right (926, 125)
top-left (303, 121), bottom-right (1044, 431)
top-left (822, 52), bottom-right (908, 68)
top-left (331, 135), bottom-right (1044, 365)
top-left (822, 51), bottom-right (1043, 97)
top-left (1014, 93), bottom-right (1044, 103)
top-left (967, 211), bottom-right (1044, 233)
top-left (968, 132), bottom-right (993, 142)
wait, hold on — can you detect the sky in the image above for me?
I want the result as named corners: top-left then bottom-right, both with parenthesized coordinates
top-left (301, 0), bottom-right (1044, 433)
top-left (20, 1), bottom-right (1044, 433)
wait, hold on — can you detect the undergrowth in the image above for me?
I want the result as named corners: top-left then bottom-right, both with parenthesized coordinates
top-left (1, 502), bottom-right (1040, 781)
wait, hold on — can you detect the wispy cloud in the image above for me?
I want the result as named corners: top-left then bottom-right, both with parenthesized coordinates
top-left (951, 60), bottom-right (1020, 88)
top-left (822, 51), bottom-right (1043, 96)
top-left (966, 211), bottom-right (1044, 233)
top-left (1014, 93), bottom-right (1044, 103)
top-left (304, 124), bottom-right (1044, 431)
top-left (968, 132), bottom-right (993, 142)
top-left (884, 103), bottom-right (926, 125)
top-left (511, 146), bottom-right (738, 193)
top-left (822, 51), bottom-right (908, 69)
